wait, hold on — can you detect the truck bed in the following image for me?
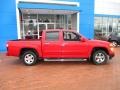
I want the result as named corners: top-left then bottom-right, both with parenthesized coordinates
top-left (7, 39), bottom-right (42, 57)
top-left (11, 38), bottom-right (42, 41)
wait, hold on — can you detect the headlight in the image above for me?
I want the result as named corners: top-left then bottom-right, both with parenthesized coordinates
top-left (6, 44), bottom-right (8, 47)
top-left (110, 47), bottom-right (114, 52)
top-left (110, 43), bottom-right (113, 47)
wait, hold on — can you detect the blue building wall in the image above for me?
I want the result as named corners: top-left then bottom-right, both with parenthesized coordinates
top-left (80, 0), bottom-right (95, 39)
top-left (57, 0), bottom-right (95, 39)
top-left (0, 0), bottom-right (17, 52)
top-left (0, 0), bottom-right (94, 52)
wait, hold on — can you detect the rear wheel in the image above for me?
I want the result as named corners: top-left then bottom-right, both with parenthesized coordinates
top-left (92, 50), bottom-right (108, 65)
top-left (21, 51), bottom-right (38, 66)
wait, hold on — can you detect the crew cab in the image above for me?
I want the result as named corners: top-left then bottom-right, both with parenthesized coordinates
top-left (6, 30), bottom-right (114, 65)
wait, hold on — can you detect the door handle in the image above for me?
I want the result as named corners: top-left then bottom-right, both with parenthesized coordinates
top-left (45, 43), bottom-right (50, 45)
top-left (62, 43), bottom-right (66, 46)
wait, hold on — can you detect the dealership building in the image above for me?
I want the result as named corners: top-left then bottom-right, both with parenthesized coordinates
top-left (0, 0), bottom-right (120, 52)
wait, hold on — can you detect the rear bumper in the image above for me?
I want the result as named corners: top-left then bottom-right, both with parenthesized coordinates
top-left (6, 52), bottom-right (9, 56)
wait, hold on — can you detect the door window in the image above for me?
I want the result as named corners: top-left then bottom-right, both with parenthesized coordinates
top-left (46, 31), bottom-right (59, 41)
top-left (63, 31), bottom-right (80, 41)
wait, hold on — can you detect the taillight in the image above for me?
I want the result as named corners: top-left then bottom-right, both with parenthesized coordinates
top-left (6, 44), bottom-right (8, 47)
top-left (6, 43), bottom-right (8, 51)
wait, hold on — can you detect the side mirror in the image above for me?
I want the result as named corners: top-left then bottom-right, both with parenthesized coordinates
top-left (81, 37), bottom-right (86, 42)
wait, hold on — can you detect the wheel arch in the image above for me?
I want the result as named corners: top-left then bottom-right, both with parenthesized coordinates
top-left (19, 48), bottom-right (39, 58)
top-left (90, 47), bottom-right (109, 59)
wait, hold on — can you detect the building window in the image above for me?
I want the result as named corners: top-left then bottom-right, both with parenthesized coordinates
top-left (94, 16), bottom-right (120, 40)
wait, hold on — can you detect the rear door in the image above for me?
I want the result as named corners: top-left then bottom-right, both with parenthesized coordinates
top-left (42, 31), bottom-right (61, 58)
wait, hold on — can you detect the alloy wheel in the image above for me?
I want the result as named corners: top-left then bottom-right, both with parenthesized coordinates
top-left (24, 54), bottom-right (35, 65)
top-left (95, 52), bottom-right (105, 63)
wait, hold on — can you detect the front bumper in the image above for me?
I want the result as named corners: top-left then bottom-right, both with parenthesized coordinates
top-left (109, 53), bottom-right (115, 59)
top-left (108, 46), bottom-right (115, 59)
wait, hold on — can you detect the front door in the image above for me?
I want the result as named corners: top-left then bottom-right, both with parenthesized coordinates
top-left (61, 31), bottom-right (88, 58)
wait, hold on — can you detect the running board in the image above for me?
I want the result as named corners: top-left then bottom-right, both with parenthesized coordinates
top-left (44, 59), bottom-right (87, 61)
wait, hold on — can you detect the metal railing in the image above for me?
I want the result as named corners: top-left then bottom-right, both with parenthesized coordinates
top-left (20, 22), bottom-right (72, 39)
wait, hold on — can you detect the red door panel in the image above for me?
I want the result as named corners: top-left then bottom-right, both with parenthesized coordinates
top-left (42, 31), bottom-right (61, 58)
top-left (61, 41), bottom-right (89, 58)
top-left (61, 31), bottom-right (89, 58)
top-left (42, 41), bottom-right (61, 58)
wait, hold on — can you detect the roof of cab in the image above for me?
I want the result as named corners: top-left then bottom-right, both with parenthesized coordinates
top-left (43, 29), bottom-right (76, 32)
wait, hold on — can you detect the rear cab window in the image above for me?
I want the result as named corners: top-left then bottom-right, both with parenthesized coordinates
top-left (45, 31), bottom-right (59, 41)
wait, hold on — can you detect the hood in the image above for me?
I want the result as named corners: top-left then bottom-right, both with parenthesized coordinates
top-left (88, 39), bottom-right (110, 46)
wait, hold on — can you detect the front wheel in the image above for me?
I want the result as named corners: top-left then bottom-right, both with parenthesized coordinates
top-left (21, 51), bottom-right (38, 66)
top-left (92, 50), bottom-right (108, 65)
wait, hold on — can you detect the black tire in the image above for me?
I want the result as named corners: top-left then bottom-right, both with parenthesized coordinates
top-left (111, 41), bottom-right (118, 47)
top-left (92, 50), bottom-right (108, 65)
top-left (21, 51), bottom-right (38, 66)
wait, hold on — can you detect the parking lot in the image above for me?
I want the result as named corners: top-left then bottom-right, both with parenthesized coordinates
top-left (0, 48), bottom-right (120, 90)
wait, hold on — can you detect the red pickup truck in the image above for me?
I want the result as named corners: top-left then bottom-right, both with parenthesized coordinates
top-left (6, 30), bottom-right (114, 65)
